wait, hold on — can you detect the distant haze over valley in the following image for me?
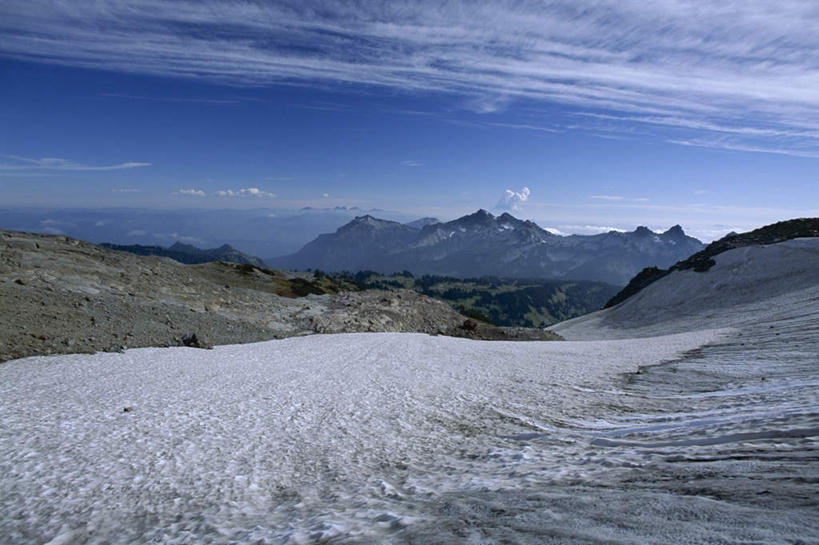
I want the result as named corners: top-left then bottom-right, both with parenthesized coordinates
top-left (0, 206), bottom-right (409, 259)
top-left (1, 206), bottom-right (708, 269)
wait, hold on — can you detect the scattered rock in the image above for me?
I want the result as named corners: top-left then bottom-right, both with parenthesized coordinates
top-left (462, 319), bottom-right (479, 332)
top-left (181, 333), bottom-right (212, 349)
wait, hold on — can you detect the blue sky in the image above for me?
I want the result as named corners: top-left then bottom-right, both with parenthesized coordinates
top-left (1, 0), bottom-right (818, 240)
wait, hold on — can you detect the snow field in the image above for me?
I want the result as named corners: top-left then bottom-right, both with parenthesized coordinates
top-left (0, 330), bottom-right (723, 544)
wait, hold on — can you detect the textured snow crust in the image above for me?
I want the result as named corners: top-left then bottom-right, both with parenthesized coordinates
top-left (1, 330), bottom-right (721, 544)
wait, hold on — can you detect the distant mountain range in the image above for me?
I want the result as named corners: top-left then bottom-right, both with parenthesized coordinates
top-left (101, 241), bottom-right (269, 268)
top-left (270, 209), bottom-right (704, 285)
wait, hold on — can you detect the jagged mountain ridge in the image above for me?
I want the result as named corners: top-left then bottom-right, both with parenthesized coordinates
top-left (605, 217), bottom-right (819, 308)
top-left (101, 241), bottom-right (270, 268)
top-left (271, 209), bottom-right (704, 285)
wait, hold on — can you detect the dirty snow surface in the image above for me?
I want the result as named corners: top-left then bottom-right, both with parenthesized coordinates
top-left (2, 242), bottom-right (818, 544)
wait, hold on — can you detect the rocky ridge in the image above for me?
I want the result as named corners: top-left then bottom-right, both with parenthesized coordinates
top-left (0, 230), bottom-right (559, 363)
top-left (100, 241), bottom-right (270, 268)
top-left (605, 217), bottom-right (819, 308)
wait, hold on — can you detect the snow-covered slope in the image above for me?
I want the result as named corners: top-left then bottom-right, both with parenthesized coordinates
top-left (551, 237), bottom-right (819, 340)
top-left (1, 331), bottom-right (721, 543)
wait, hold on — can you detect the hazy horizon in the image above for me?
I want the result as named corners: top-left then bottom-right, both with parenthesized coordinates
top-left (0, 204), bottom-right (773, 251)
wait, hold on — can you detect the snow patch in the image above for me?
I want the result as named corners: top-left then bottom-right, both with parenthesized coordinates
top-left (0, 331), bottom-right (722, 543)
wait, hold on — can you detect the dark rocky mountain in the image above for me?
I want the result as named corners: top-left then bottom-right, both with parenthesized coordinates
top-left (405, 217), bottom-right (440, 230)
top-left (605, 217), bottom-right (819, 307)
top-left (271, 215), bottom-right (423, 273)
top-left (101, 241), bottom-right (270, 268)
top-left (271, 209), bottom-right (704, 285)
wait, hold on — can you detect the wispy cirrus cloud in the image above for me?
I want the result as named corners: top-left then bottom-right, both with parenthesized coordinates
top-left (591, 195), bottom-right (650, 203)
top-left (0, 155), bottom-right (151, 171)
top-left (100, 92), bottom-right (244, 105)
top-left (667, 138), bottom-right (819, 159)
top-left (483, 122), bottom-right (562, 134)
top-left (1, 1), bottom-right (817, 157)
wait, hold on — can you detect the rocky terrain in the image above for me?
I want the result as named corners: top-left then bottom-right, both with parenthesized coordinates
top-left (0, 230), bottom-right (559, 363)
top-left (100, 241), bottom-right (270, 268)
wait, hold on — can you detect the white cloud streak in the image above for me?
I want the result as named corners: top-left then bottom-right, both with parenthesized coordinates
top-left (175, 188), bottom-right (206, 197)
top-left (0, 155), bottom-right (151, 171)
top-left (667, 138), bottom-right (819, 159)
top-left (591, 195), bottom-right (650, 203)
top-left (591, 195), bottom-right (624, 201)
top-left (175, 187), bottom-right (275, 198)
top-left (1, 1), bottom-right (818, 156)
top-left (214, 187), bottom-right (275, 198)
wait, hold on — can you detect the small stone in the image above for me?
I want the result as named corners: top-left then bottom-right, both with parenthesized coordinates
top-left (181, 333), bottom-right (212, 349)
top-left (462, 319), bottom-right (478, 332)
